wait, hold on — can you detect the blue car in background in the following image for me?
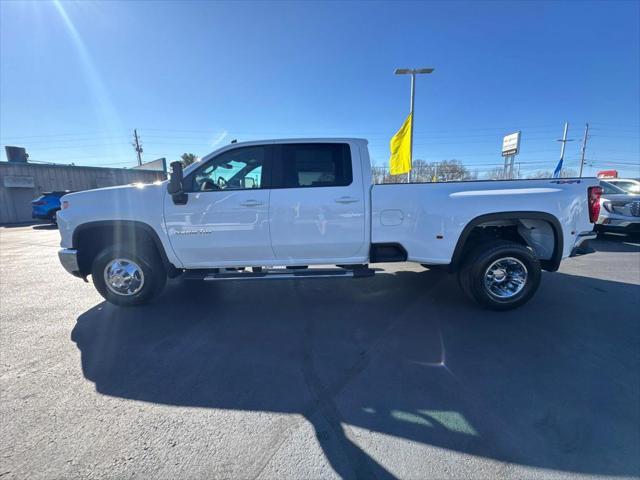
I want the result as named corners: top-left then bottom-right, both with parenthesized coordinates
top-left (31, 191), bottom-right (72, 224)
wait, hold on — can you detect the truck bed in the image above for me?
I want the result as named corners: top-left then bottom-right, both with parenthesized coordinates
top-left (371, 178), bottom-right (598, 265)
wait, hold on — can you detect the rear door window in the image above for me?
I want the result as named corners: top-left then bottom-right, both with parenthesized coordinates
top-left (275, 143), bottom-right (352, 188)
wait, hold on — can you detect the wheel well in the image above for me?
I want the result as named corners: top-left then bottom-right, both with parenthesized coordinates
top-left (73, 221), bottom-right (171, 276)
top-left (450, 213), bottom-right (563, 272)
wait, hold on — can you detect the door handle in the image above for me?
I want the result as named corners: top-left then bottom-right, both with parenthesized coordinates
top-left (239, 200), bottom-right (264, 207)
top-left (335, 196), bottom-right (359, 204)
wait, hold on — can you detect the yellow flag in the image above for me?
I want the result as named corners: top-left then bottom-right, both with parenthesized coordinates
top-left (389, 112), bottom-right (412, 175)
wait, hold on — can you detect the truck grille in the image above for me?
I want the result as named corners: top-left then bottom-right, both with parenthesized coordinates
top-left (631, 201), bottom-right (640, 217)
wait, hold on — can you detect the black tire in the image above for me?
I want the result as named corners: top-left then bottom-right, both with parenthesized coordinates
top-left (457, 240), bottom-right (541, 311)
top-left (91, 243), bottom-right (167, 307)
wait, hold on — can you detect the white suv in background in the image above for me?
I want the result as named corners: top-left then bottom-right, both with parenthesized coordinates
top-left (605, 178), bottom-right (640, 195)
top-left (596, 181), bottom-right (640, 236)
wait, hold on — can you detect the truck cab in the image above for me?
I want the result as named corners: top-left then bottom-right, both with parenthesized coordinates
top-left (165, 140), bottom-right (370, 268)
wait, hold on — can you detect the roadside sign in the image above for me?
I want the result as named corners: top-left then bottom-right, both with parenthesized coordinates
top-left (133, 157), bottom-right (167, 173)
top-left (502, 132), bottom-right (521, 157)
top-left (3, 175), bottom-right (35, 188)
top-left (597, 170), bottom-right (618, 179)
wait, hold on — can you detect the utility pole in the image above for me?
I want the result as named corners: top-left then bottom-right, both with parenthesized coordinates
top-left (394, 67), bottom-right (434, 183)
top-left (553, 122), bottom-right (573, 178)
top-left (133, 129), bottom-right (143, 166)
top-left (579, 123), bottom-right (589, 177)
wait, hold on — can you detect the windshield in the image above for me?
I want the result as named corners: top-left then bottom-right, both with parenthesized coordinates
top-left (611, 181), bottom-right (640, 194)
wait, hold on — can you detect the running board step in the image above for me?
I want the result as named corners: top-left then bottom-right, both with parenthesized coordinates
top-left (183, 267), bottom-right (375, 282)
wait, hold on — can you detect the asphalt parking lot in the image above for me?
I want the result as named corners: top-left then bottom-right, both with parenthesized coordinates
top-left (1, 225), bottom-right (639, 479)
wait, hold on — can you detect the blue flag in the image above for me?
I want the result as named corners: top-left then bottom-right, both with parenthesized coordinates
top-left (553, 159), bottom-right (563, 178)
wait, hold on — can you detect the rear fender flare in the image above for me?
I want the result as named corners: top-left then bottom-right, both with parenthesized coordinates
top-left (449, 211), bottom-right (563, 272)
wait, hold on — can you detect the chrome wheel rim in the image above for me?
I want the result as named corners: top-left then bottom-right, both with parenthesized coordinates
top-left (103, 258), bottom-right (145, 296)
top-left (483, 257), bottom-right (528, 300)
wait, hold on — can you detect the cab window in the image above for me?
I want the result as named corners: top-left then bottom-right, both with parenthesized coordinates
top-left (188, 146), bottom-right (267, 192)
top-left (276, 143), bottom-right (352, 188)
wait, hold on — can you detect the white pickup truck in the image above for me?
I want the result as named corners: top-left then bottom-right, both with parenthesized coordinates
top-left (57, 138), bottom-right (602, 310)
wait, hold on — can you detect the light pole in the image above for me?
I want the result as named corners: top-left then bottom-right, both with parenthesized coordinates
top-left (394, 67), bottom-right (434, 183)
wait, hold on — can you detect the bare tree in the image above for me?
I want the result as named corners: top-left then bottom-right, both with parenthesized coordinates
top-left (484, 167), bottom-right (510, 180)
top-left (527, 168), bottom-right (578, 179)
top-left (180, 153), bottom-right (199, 167)
top-left (436, 160), bottom-right (473, 182)
top-left (372, 159), bottom-right (475, 184)
top-left (411, 160), bottom-right (432, 183)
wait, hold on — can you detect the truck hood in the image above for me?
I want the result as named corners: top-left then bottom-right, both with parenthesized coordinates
top-left (62, 181), bottom-right (165, 202)
top-left (60, 182), bottom-right (167, 221)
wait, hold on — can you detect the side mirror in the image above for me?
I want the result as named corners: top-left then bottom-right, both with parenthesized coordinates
top-left (167, 161), bottom-right (188, 205)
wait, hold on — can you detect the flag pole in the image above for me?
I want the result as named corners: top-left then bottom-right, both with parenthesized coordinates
top-left (394, 68), bottom-right (433, 182)
top-left (553, 122), bottom-right (573, 178)
top-left (408, 73), bottom-right (415, 184)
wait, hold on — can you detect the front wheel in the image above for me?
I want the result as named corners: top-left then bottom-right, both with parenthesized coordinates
top-left (91, 244), bottom-right (167, 307)
top-left (458, 240), bottom-right (541, 311)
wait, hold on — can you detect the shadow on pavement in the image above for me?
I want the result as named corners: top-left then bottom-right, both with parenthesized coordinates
top-left (591, 234), bottom-right (640, 253)
top-left (0, 221), bottom-right (42, 229)
top-left (32, 224), bottom-right (58, 230)
top-left (71, 267), bottom-right (639, 478)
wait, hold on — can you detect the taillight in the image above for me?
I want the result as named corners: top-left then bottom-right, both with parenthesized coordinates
top-left (62, 201), bottom-right (69, 210)
top-left (588, 186), bottom-right (602, 223)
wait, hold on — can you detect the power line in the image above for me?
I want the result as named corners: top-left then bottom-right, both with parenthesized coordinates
top-left (0, 135), bottom-right (130, 145)
top-left (1, 122), bottom-right (636, 141)
top-left (16, 143), bottom-right (133, 151)
top-left (589, 134), bottom-right (640, 139)
top-left (5, 128), bottom-right (635, 144)
top-left (0, 130), bottom-right (129, 140)
top-left (585, 160), bottom-right (640, 166)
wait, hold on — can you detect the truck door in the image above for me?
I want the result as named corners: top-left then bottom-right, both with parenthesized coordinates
top-left (163, 145), bottom-right (275, 268)
top-left (268, 142), bottom-right (367, 262)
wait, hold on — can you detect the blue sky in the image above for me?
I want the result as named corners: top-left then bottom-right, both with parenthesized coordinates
top-left (1, 0), bottom-right (639, 177)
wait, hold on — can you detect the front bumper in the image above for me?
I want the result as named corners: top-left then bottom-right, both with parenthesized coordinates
top-left (597, 211), bottom-right (640, 229)
top-left (595, 219), bottom-right (640, 234)
top-left (58, 248), bottom-right (81, 277)
top-left (596, 224), bottom-right (640, 234)
top-left (32, 212), bottom-right (49, 220)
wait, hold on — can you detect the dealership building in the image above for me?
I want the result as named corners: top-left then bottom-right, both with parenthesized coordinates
top-left (0, 151), bottom-right (166, 224)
